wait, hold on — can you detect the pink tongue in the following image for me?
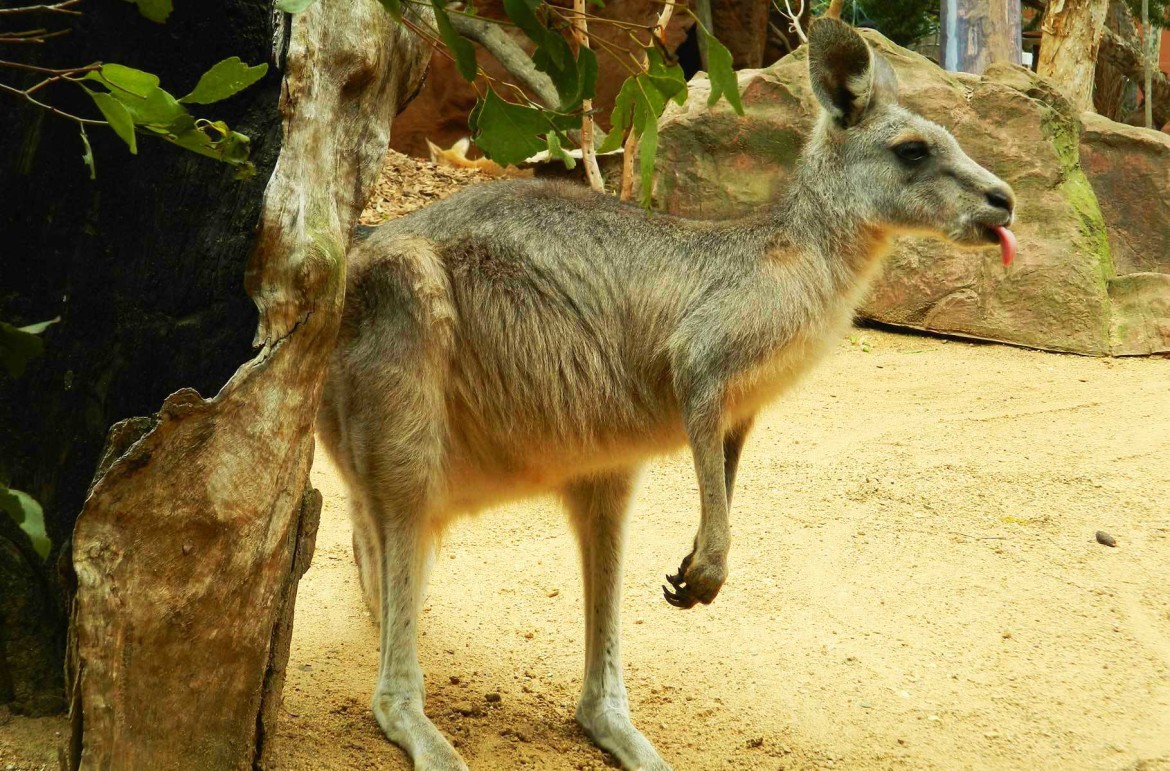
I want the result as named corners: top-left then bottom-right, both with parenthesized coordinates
top-left (993, 226), bottom-right (1017, 266)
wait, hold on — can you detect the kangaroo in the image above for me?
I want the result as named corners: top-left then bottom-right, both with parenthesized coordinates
top-left (426, 136), bottom-right (511, 177)
top-left (317, 17), bottom-right (1016, 771)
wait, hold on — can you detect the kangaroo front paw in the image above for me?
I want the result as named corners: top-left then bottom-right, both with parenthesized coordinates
top-left (662, 550), bottom-right (726, 609)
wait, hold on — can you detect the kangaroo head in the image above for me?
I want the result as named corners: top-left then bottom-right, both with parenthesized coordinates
top-left (806, 18), bottom-right (1017, 262)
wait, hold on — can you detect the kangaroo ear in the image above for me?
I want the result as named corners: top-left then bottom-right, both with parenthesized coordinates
top-left (808, 17), bottom-right (895, 127)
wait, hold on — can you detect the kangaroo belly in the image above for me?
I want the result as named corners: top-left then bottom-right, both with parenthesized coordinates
top-left (440, 353), bottom-right (687, 512)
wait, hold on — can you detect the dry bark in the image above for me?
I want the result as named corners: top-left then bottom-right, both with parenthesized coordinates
top-left (66, 1), bottom-right (430, 768)
top-left (1099, 25), bottom-right (1170, 126)
top-left (939, 0), bottom-right (1023, 74)
top-left (1037, 0), bottom-right (1110, 110)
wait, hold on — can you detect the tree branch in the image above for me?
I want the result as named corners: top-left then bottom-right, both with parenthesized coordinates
top-left (446, 13), bottom-right (559, 109)
top-left (0, 28), bottom-right (71, 44)
top-left (0, 0), bottom-right (82, 15)
top-left (0, 79), bottom-right (105, 126)
top-left (569, 0), bottom-right (604, 191)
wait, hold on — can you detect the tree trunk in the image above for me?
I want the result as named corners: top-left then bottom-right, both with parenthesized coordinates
top-left (1094, 0), bottom-right (1141, 121)
top-left (63, 0), bottom-right (430, 767)
top-left (0, 0), bottom-right (280, 717)
top-left (1037, 0), bottom-right (1110, 110)
top-left (939, 0), bottom-right (1022, 74)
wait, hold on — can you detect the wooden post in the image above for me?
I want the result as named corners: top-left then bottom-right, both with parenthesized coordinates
top-left (939, 0), bottom-right (1022, 74)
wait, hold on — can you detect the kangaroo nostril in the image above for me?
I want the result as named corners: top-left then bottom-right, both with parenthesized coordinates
top-left (986, 189), bottom-right (1013, 214)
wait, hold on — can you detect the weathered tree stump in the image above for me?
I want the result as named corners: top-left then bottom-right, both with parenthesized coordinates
top-left (64, 1), bottom-right (430, 767)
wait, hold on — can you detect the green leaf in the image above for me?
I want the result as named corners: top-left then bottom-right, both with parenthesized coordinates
top-left (644, 48), bottom-right (687, 108)
top-left (19, 318), bottom-right (59, 335)
top-left (85, 64), bottom-right (160, 98)
top-left (79, 125), bottom-right (95, 180)
top-left (276, 0), bottom-right (320, 11)
top-left (89, 91), bottom-right (137, 154)
top-left (545, 132), bottom-right (576, 169)
top-left (598, 76), bottom-right (637, 154)
top-left (551, 46), bottom-right (597, 112)
top-left (471, 89), bottom-right (547, 166)
top-left (122, 0), bottom-right (173, 23)
top-left (378, 0), bottom-right (402, 19)
top-left (503, 0), bottom-right (562, 67)
top-left (0, 485), bottom-right (50, 561)
top-left (123, 87), bottom-right (187, 128)
top-left (702, 31), bottom-right (744, 116)
top-left (434, 4), bottom-right (477, 81)
top-left (180, 57), bottom-right (269, 105)
top-left (1, 324), bottom-right (41, 378)
top-left (156, 118), bottom-right (255, 176)
top-left (0, 317), bottom-right (58, 378)
top-left (532, 43), bottom-right (578, 108)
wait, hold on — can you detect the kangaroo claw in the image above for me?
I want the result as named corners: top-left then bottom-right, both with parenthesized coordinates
top-left (662, 552), bottom-right (705, 609)
top-left (661, 550), bottom-right (725, 609)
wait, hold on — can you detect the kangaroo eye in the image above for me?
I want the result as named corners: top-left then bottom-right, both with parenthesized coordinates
top-left (893, 141), bottom-right (930, 163)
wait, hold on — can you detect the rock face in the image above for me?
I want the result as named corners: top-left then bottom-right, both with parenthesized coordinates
top-left (1080, 113), bottom-right (1170, 353)
top-left (652, 31), bottom-right (1170, 356)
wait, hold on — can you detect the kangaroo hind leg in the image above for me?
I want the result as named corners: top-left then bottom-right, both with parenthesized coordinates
top-left (345, 239), bottom-right (464, 770)
top-left (565, 470), bottom-right (672, 771)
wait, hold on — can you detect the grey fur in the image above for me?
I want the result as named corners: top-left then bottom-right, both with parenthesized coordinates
top-left (317, 17), bottom-right (1014, 771)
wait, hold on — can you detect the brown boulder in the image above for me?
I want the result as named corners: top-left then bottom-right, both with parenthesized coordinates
top-left (653, 32), bottom-right (1169, 355)
top-left (1079, 113), bottom-right (1170, 276)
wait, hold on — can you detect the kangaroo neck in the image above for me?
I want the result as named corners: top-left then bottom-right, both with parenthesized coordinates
top-left (764, 141), bottom-right (895, 294)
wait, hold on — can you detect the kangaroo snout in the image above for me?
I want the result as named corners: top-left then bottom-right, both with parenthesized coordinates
top-left (983, 184), bottom-right (1015, 224)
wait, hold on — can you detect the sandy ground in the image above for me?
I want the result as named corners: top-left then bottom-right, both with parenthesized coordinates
top-left (2, 329), bottom-right (1168, 771)
top-left (261, 331), bottom-right (1170, 771)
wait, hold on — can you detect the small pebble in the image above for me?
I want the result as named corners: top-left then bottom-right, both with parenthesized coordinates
top-left (746, 737), bottom-right (764, 748)
top-left (485, 692), bottom-right (502, 703)
top-left (449, 675), bottom-right (461, 685)
top-left (1096, 531), bottom-right (1117, 547)
top-left (453, 701), bottom-right (481, 717)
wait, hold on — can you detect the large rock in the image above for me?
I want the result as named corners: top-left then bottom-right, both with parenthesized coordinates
top-left (651, 31), bottom-right (1170, 356)
top-left (1079, 113), bottom-right (1170, 354)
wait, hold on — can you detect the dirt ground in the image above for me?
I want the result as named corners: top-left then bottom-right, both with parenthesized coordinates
top-left (262, 330), bottom-right (1170, 771)
top-left (3, 157), bottom-right (1169, 770)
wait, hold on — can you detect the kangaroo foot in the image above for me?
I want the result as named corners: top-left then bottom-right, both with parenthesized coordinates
top-left (662, 549), bottom-right (726, 609)
top-left (372, 690), bottom-right (468, 771)
top-left (577, 700), bottom-right (673, 771)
